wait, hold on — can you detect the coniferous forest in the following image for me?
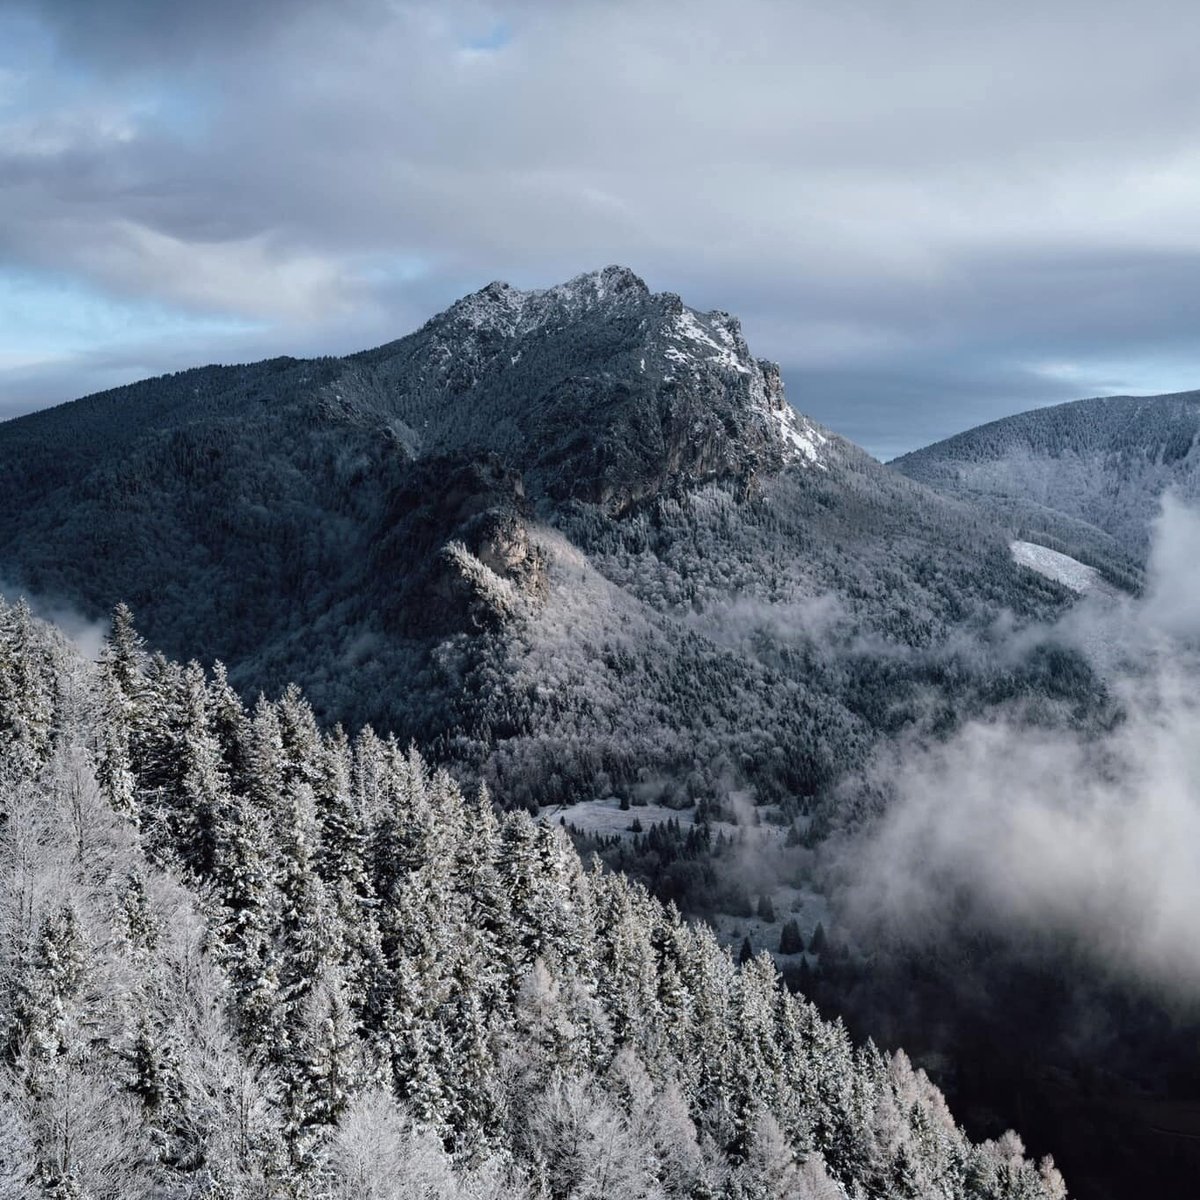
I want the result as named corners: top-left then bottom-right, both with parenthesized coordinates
top-left (0, 596), bottom-right (1068, 1198)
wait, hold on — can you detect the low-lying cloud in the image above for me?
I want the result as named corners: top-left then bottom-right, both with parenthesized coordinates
top-left (838, 495), bottom-right (1200, 997)
top-left (0, 579), bottom-right (108, 660)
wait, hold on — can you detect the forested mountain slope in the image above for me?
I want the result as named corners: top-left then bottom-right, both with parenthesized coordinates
top-left (0, 268), bottom-right (1075, 809)
top-left (891, 391), bottom-right (1200, 581)
top-left (0, 596), bottom-right (1067, 1198)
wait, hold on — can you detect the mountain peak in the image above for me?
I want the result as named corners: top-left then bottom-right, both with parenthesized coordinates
top-left (557, 263), bottom-right (650, 298)
top-left (444, 265), bottom-right (650, 337)
top-left (401, 266), bottom-right (831, 501)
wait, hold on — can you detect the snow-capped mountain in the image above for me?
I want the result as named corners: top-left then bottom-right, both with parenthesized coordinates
top-left (342, 264), bottom-right (828, 511)
top-left (0, 270), bottom-right (1141, 1198)
top-left (0, 268), bottom-right (1075, 812)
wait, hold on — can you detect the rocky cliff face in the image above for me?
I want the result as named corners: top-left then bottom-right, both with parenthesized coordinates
top-left (348, 265), bottom-right (827, 513)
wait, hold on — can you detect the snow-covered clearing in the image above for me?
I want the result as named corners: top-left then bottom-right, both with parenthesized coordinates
top-left (1010, 540), bottom-right (1101, 593)
top-left (545, 796), bottom-right (697, 839)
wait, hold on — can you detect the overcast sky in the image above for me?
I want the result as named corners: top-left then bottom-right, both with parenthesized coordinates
top-left (4, 0), bottom-right (1200, 458)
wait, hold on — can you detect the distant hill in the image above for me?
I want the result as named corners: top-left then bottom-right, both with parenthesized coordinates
top-left (892, 391), bottom-right (1200, 589)
top-left (0, 267), bottom-right (1075, 811)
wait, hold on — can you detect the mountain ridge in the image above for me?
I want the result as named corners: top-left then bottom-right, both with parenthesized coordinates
top-left (892, 389), bottom-right (1200, 582)
top-left (0, 267), bottom-right (1076, 815)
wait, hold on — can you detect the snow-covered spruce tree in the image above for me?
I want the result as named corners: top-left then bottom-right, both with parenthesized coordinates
top-left (0, 600), bottom-right (54, 776)
top-left (0, 597), bottom-right (1068, 1198)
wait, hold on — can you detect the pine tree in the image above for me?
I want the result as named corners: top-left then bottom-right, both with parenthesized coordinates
top-left (16, 904), bottom-right (88, 1059)
top-left (275, 782), bottom-right (333, 1032)
top-left (245, 695), bottom-right (287, 818)
top-left (173, 660), bottom-right (229, 877)
top-left (0, 600), bottom-right (54, 773)
top-left (127, 1015), bottom-right (167, 1112)
top-left (456, 786), bottom-right (514, 983)
top-left (213, 774), bottom-right (281, 1059)
top-left (103, 602), bottom-right (145, 697)
top-left (95, 666), bottom-right (137, 820)
top-left (119, 871), bottom-right (159, 956)
top-left (779, 919), bottom-right (805, 955)
top-left (595, 879), bottom-right (660, 1050)
top-left (129, 651), bottom-right (188, 843)
top-left (207, 659), bottom-right (250, 788)
top-left (292, 972), bottom-right (363, 1164)
top-left (442, 987), bottom-right (503, 1152)
top-left (313, 725), bottom-right (366, 894)
top-left (730, 954), bottom-right (786, 1154)
top-left (278, 682), bottom-right (322, 793)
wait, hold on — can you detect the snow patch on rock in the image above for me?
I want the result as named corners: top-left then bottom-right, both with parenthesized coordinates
top-left (671, 308), bottom-right (750, 374)
top-left (774, 405), bottom-right (828, 468)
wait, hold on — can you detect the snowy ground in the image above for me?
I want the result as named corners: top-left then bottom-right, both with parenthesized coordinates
top-left (1010, 539), bottom-right (1108, 593)
top-left (546, 796), bottom-right (698, 839)
top-left (711, 883), bottom-right (830, 967)
top-left (546, 797), bottom-right (833, 967)
top-left (548, 795), bottom-right (808, 845)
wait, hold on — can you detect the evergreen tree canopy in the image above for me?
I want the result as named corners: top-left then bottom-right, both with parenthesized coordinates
top-left (0, 598), bottom-right (1067, 1198)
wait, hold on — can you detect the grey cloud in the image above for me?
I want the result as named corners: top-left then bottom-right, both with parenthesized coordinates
top-left (3, 0), bottom-right (373, 69)
top-left (0, 578), bottom-right (108, 659)
top-left (5, 0), bottom-right (1200, 447)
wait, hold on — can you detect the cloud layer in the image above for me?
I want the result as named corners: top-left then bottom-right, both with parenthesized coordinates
top-left (5, 0), bottom-right (1200, 451)
top-left (839, 497), bottom-right (1200, 997)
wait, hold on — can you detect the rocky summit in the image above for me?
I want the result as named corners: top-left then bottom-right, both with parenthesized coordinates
top-left (347, 264), bottom-right (827, 511)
